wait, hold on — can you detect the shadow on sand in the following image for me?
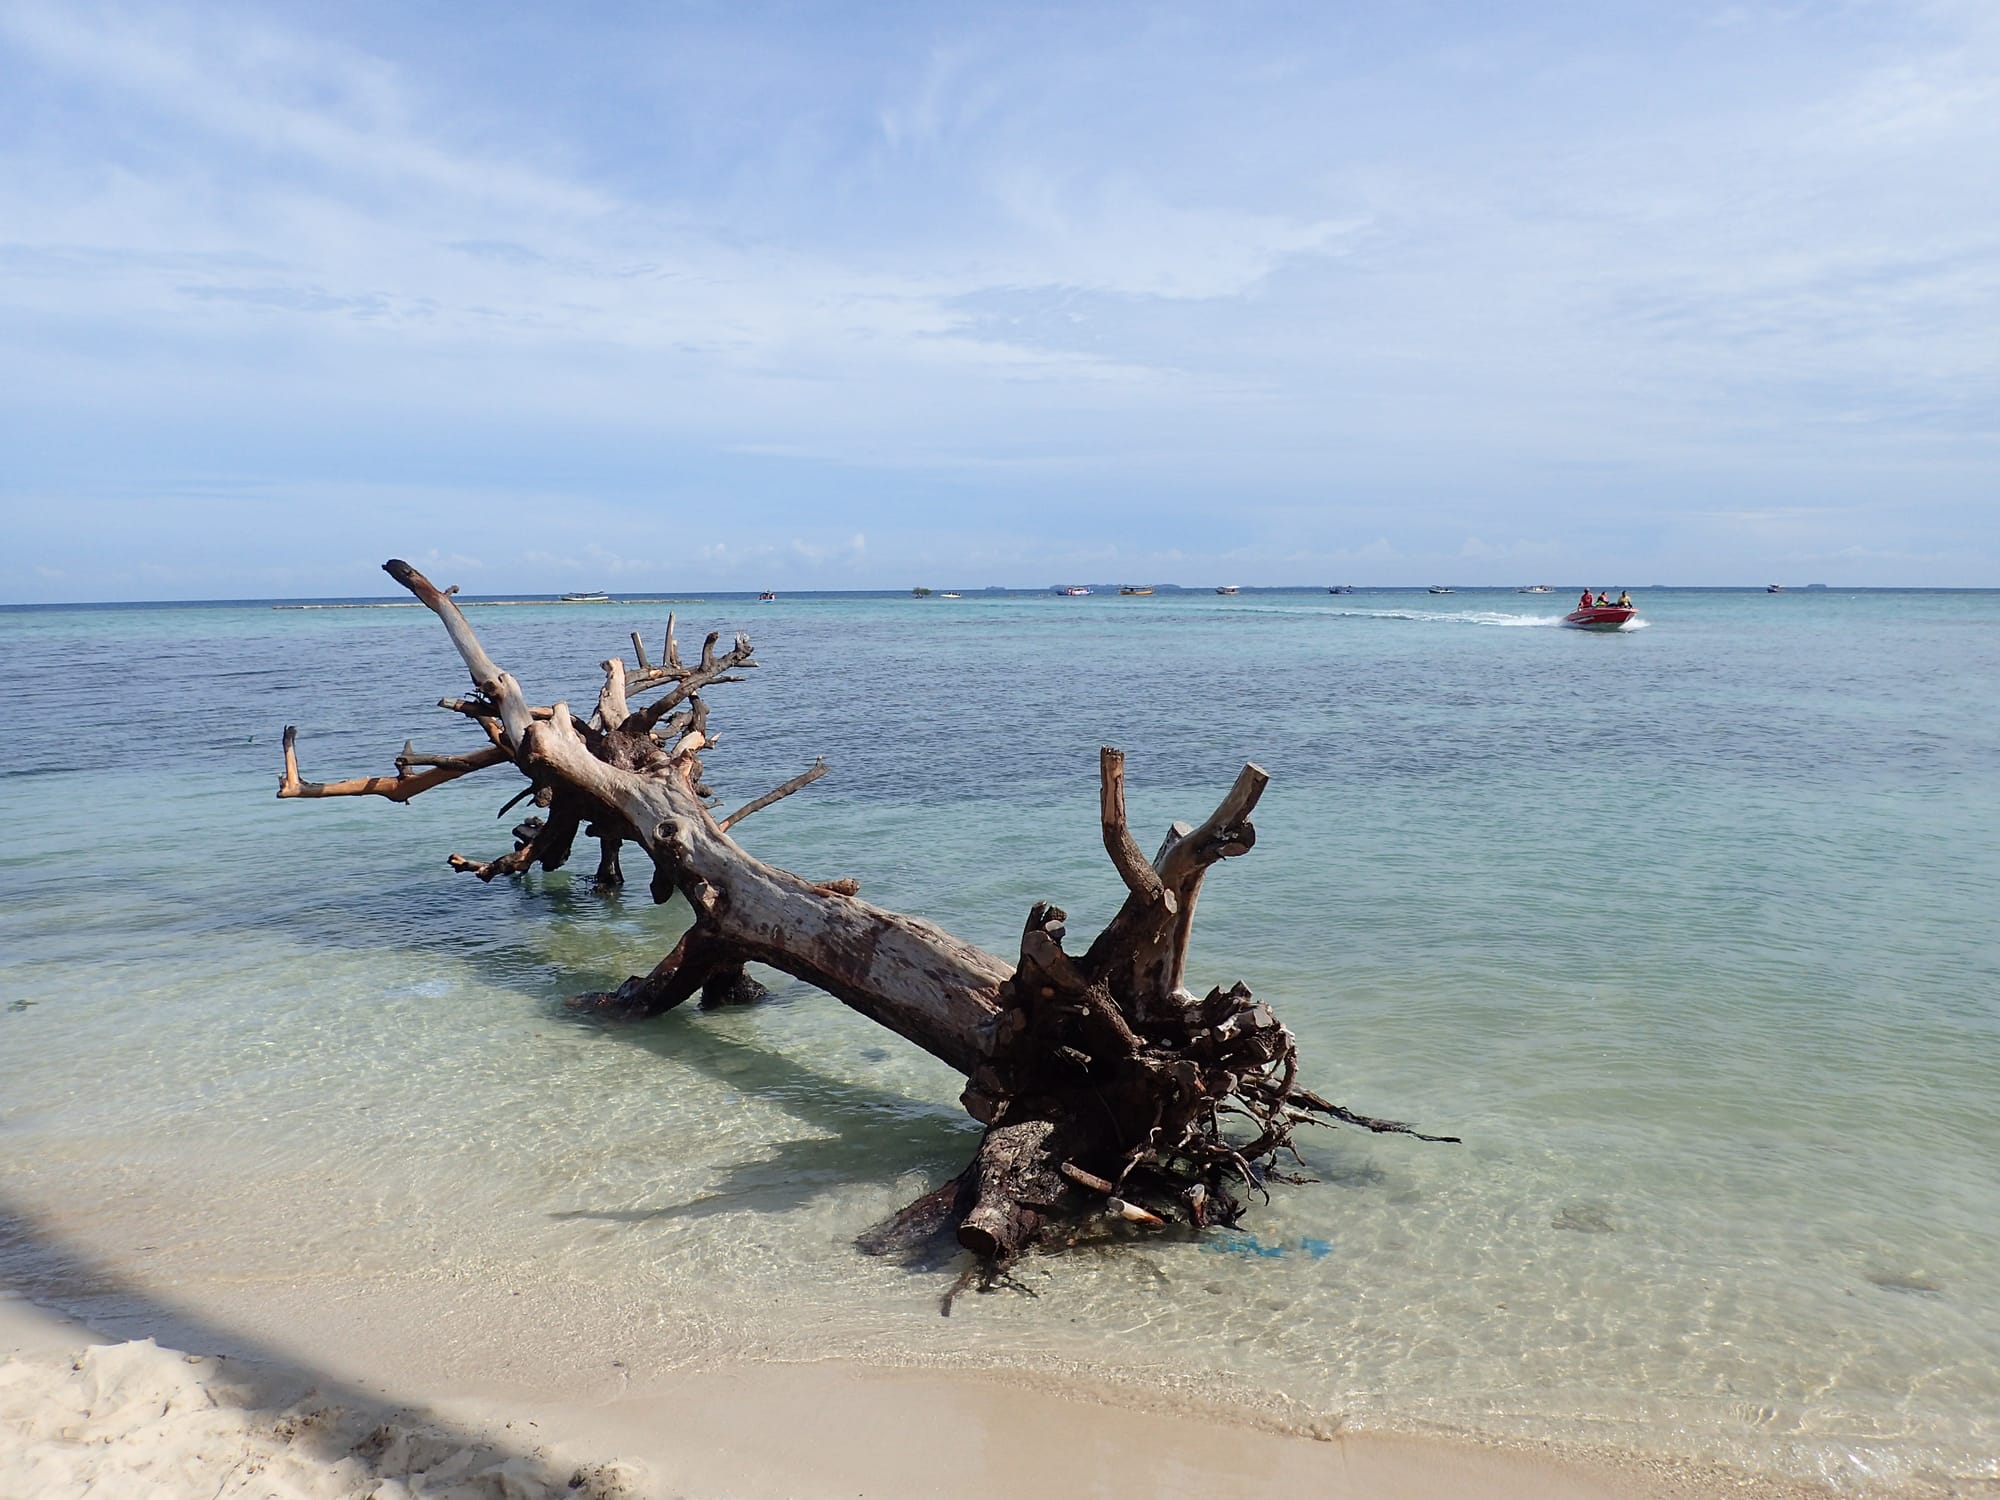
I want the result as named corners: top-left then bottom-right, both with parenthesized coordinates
top-left (0, 1197), bottom-right (635, 1497)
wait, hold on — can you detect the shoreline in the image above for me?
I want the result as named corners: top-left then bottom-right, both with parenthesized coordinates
top-left (1, 1290), bottom-right (1866, 1500)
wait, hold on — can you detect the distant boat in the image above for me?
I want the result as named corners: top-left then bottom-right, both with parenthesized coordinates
top-left (1119, 586), bottom-right (1155, 596)
top-left (939, 591), bottom-right (962, 599)
top-left (1327, 585), bottom-right (1355, 594)
top-left (558, 590), bottom-right (610, 603)
top-left (1058, 586), bottom-right (1091, 596)
top-left (1427, 585), bottom-right (1455, 595)
top-left (1215, 585), bottom-right (1240, 595)
top-left (1766, 584), bottom-right (1786, 593)
top-left (758, 591), bottom-right (777, 603)
top-left (1516, 584), bottom-right (1552, 594)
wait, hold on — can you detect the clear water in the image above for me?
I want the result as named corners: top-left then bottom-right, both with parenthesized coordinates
top-left (3, 587), bottom-right (1997, 1491)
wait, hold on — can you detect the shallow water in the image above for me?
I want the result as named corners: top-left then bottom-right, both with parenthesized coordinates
top-left (3, 587), bottom-right (1997, 1490)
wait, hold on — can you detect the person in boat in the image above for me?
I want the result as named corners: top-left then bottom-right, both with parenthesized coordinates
top-left (1579, 589), bottom-right (1594, 610)
top-left (1617, 590), bottom-right (1632, 608)
top-left (1594, 591), bottom-right (1611, 607)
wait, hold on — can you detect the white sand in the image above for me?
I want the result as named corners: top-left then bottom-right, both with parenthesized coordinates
top-left (0, 1296), bottom-right (639, 1499)
top-left (2, 1290), bottom-right (1844, 1500)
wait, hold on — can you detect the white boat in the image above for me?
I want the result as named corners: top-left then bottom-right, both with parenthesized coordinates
top-left (1517, 584), bottom-right (1552, 594)
top-left (940, 592), bottom-right (962, 599)
top-left (757, 591), bottom-right (777, 602)
top-left (1058, 586), bottom-right (1091, 596)
top-left (559, 590), bottom-right (610, 603)
top-left (1215, 585), bottom-right (1240, 595)
top-left (1766, 584), bottom-right (1785, 593)
top-left (1428, 585), bottom-right (1455, 595)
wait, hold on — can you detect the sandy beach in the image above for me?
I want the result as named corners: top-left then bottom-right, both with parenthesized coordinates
top-left (3, 1285), bottom-right (1872, 1500)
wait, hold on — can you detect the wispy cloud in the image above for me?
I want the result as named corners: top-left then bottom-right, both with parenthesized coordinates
top-left (2, 0), bottom-right (1997, 597)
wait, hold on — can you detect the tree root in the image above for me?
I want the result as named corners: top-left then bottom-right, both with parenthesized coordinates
top-left (285, 561), bottom-right (1457, 1301)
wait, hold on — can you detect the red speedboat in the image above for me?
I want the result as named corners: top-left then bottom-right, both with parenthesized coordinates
top-left (1563, 604), bottom-right (1636, 630)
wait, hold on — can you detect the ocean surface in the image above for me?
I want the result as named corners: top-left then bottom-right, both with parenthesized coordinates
top-left (3, 586), bottom-right (1997, 1491)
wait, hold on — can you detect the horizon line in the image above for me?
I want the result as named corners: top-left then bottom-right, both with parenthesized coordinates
top-left (5, 583), bottom-right (1996, 610)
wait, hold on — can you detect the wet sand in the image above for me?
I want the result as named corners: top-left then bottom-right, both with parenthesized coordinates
top-left (2, 1291), bottom-right (1847, 1499)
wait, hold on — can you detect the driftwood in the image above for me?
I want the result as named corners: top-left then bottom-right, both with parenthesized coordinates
top-left (279, 561), bottom-right (1453, 1283)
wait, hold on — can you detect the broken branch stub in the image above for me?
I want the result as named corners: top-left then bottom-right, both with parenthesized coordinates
top-left (277, 559), bottom-right (1453, 1284)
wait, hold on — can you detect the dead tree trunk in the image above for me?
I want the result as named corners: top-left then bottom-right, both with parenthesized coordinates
top-left (279, 562), bottom-right (1453, 1276)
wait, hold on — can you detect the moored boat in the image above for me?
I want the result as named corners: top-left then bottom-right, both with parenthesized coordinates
top-left (1057, 585), bottom-right (1092, 596)
top-left (1119, 586), bottom-right (1155, 596)
top-left (1563, 604), bottom-right (1637, 631)
top-left (558, 589), bottom-right (610, 603)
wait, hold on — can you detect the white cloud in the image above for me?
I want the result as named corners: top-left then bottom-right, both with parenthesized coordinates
top-left (2, 1), bottom-right (1998, 594)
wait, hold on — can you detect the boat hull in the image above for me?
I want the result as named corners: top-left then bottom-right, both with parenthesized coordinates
top-left (1563, 606), bottom-right (1637, 631)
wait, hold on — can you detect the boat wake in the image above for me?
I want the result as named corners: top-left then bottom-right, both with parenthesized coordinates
top-left (1324, 606), bottom-right (1567, 628)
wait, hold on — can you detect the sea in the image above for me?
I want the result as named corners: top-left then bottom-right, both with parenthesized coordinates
top-left (2, 586), bottom-right (1996, 1492)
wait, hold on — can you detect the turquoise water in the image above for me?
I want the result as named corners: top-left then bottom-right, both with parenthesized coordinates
top-left (3, 588), bottom-right (1998, 1490)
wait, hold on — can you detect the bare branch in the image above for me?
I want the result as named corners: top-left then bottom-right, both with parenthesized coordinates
top-left (447, 844), bottom-right (537, 880)
top-left (629, 634), bottom-right (755, 734)
top-left (1099, 746), bottom-right (1166, 904)
top-left (668, 696), bottom-right (711, 758)
top-left (277, 725), bottom-right (508, 803)
top-left (383, 561), bottom-right (501, 693)
top-left (447, 797), bottom-right (584, 881)
top-left (1155, 762), bottom-right (1269, 889)
top-left (395, 732), bottom-right (504, 773)
top-left (384, 560), bottom-right (537, 750)
top-left (719, 759), bottom-right (829, 831)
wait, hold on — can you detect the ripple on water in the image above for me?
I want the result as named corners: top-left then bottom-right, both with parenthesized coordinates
top-left (2, 590), bottom-right (1998, 1489)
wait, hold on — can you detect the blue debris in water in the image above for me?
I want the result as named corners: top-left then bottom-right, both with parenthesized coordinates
top-left (1202, 1231), bottom-right (1333, 1260)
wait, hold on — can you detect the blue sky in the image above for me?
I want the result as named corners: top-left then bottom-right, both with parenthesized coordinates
top-left (2, 0), bottom-right (1995, 599)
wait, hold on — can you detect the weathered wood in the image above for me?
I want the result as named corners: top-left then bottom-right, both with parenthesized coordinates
top-left (278, 558), bottom-right (1453, 1285)
top-left (719, 760), bottom-right (829, 832)
top-left (630, 636), bottom-right (754, 734)
top-left (595, 657), bottom-right (630, 731)
top-left (278, 725), bottom-right (508, 802)
top-left (1097, 746), bottom-right (1165, 904)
